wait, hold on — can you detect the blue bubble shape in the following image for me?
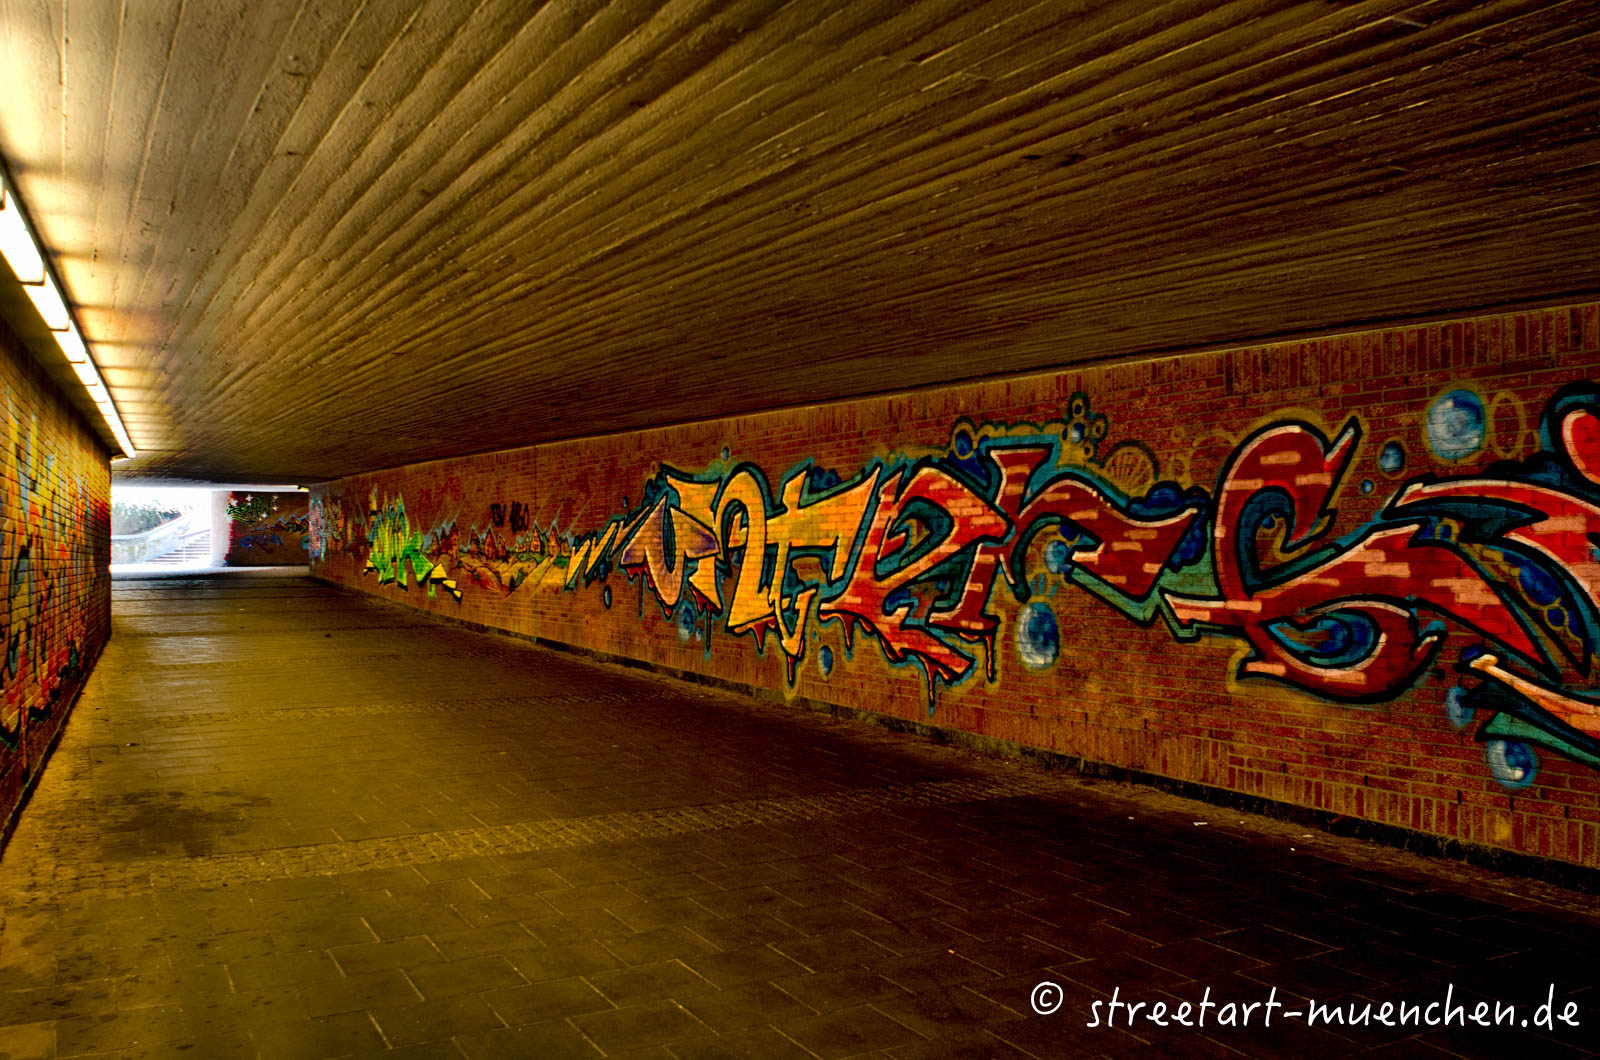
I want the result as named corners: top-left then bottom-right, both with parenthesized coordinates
top-left (1016, 602), bottom-right (1060, 670)
top-left (1043, 538), bottom-right (1071, 574)
top-left (1426, 390), bottom-right (1486, 462)
top-left (675, 602), bottom-right (697, 641)
top-left (1444, 685), bottom-right (1474, 730)
top-left (1515, 559), bottom-right (1562, 606)
top-left (1484, 739), bottom-right (1538, 790)
top-left (819, 645), bottom-right (834, 676)
top-left (1360, 479), bottom-right (1374, 495)
top-left (1378, 441), bottom-right (1406, 474)
top-left (602, 585), bottom-right (612, 609)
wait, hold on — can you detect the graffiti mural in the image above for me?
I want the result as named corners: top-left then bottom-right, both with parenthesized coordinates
top-left (225, 491), bottom-right (312, 566)
top-left (361, 491), bottom-right (461, 601)
top-left (561, 399), bottom-right (1206, 697)
top-left (311, 377), bottom-right (1600, 793)
top-left (1, 383), bottom-right (108, 759)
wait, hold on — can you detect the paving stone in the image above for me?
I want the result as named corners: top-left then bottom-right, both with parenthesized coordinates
top-left (298, 966), bottom-right (423, 1018)
top-left (585, 958), bottom-right (720, 1006)
top-left (774, 970), bottom-right (914, 1012)
top-left (424, 924), bottom-right (542, 961)
top-left (885, 1026), bottom-right (1039, 1059)
top-left (248, 1009), bottom-right (390, 1057)
top-left (665, 1024), bottom-right (817, 1059)
top-left (599, 925), bottom-right (722, 966)
top-left (684, 913), bottom-right (806, 952)
top-left (771, 930), bottom-right (897, 972)
top-left (775, 1003), bottom-right (923, 1058)
top-left (570, 997), bottom-right (713, 1052)
top-left (502, 940), bottom-right (625, 981)
top-left (368, 994), bottom-right (504, 1046)
top-left (0, 1021), bottom-right (54, 1060)
top-left (482, 975), bottom-right (614, 1025)
top-left (379, 1041), bottom-right (469, 1059)
top-left (454, 1020), bottom-right (603, 1060)
top-left (328, 936), bottom-right (444, 976)
top-left (678, 980), bottom-right (821, 1033)
top-left (404, 955), bottom-right (527, 1000)
top-left (225, 948), bottom-right (343, 993)
top-left (53, 1003), bottom-right (187, 1056)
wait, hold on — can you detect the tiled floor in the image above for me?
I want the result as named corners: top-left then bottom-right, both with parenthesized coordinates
top-left (1, 572), bottom-right (1598, 1058)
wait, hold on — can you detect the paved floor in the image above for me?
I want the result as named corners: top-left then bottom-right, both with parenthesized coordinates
top-left (2, 573), bottom-right (1599, 1059)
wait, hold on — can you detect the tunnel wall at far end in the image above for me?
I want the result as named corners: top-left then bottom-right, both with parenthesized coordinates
top-left (310, 301), bottom-right (1600, 871)
top-left (224, 490), bottom-right (310, 567)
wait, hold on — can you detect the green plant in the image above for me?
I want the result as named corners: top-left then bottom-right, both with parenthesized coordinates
top-left (110, 501), bottom-right (182, 536)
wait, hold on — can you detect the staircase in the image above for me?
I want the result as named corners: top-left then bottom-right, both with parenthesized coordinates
top-left (146, 531), bottom-right (212, 567)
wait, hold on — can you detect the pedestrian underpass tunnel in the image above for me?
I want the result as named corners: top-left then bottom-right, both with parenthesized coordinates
top-left (3, 3), bottom-right (1600, 1057)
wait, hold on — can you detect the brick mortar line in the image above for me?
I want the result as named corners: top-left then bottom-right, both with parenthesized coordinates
top-left (1, 774), bottom-right (1064, 903)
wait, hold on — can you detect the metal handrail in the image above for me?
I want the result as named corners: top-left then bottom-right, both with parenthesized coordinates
top-left (111, 514), bottom-right (198, 564)
top-left (111, 513), bottom-right (190, 543)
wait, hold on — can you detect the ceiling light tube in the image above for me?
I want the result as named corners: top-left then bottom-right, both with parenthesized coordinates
top-left (105, 413), bottom-right (134, 457)
top-left (53, 321), bottom-right (89, 362)
top-left (4, 177), bottom-right (133, 458)
top-left (0, 182), bottom-right (46, 284)
top-left (71, 358), bottom-right (102, 388)
top-left (24, 274), bottom-right (70, 330)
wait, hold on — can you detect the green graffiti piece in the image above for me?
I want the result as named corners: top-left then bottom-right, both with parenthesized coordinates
top-left (362, 493), bottom-right (461, 602)
top-left (226, 493), bottom-right (273, 524)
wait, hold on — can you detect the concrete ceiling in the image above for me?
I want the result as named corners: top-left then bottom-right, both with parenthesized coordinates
top-left (2, 0), bottom-right (1598, 484)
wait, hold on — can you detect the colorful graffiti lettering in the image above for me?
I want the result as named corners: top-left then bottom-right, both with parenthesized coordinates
top-left (2, 387), bottom-right (105, 753)
top-left (363, 491), bottom-right (461, 601)
top-left (307, 494), bottom-right (344, 561)
top-left (560, 407), bottom-right (1207, 699)
top-left (313, 382), bottom-right (1600, 791)
top-left (226, 492), bottom-right (273, 523)
top-left (227, 494), bottom-right (313, 565)
top-left (237, 515), bottom-right (310, 551)
top-left (549, 384), bottom-right (1600, 787)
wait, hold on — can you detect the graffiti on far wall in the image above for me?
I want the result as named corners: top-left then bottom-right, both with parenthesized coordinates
top-left (312, 383), bottom-right (1600, 791)
top-left (226, 492), bottom-right (312, 565)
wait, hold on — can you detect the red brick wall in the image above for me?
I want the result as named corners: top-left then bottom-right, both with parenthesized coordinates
top-left (225, 490), bottom-right (310, 566)
top-left (311, 302), bottom-right (1600, 868)
top-left (0, 318), bottom-right (112, 835)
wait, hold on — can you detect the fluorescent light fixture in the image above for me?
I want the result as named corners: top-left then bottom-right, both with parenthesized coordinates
top-left (0, 181), bottom-right (45, 284)
top-left (104, 409), bottom-right (135, 457)
top-left (24, 274), bottom-right (70, 329)
top-left (53, 321), bottom-right (88, 362)
top-left (71, 358), bottom-right (102, 388)
top-left (3, 175), bottom-right (135, 459)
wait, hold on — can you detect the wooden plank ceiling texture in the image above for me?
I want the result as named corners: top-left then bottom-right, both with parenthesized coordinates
top-left (1, 0), bottom-right (1597, 483)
